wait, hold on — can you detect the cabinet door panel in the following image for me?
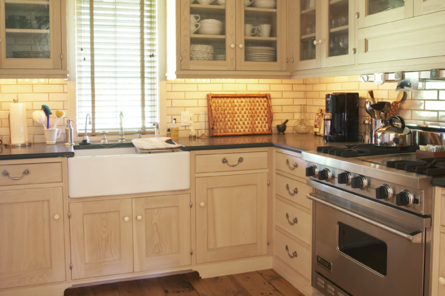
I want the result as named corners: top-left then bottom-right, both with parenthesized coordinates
top-left (70, 199), bottom-right (133, 280)
top-left (293, 0), bottom-right (319, 70)
top-left (236, 0), bottom-right (287, 71)
top-left (358, 0), bottom-right (414, 28)
top-left (0, 0), bottom-right (62, 69)
top-left (134, 194), bottom-right (191, 272)
top-left (196, 173), bottom-right (267, 264)
top-left (439, 233), bottom-right (445, 295)
top-left (414, 0), bottom-right (445, 16)
top-left (358, 11), bottom-right (445, 64)
top-left (0, 187), bottom-right (65, 289)
top-left (179, 0), bottom-right (236, 71)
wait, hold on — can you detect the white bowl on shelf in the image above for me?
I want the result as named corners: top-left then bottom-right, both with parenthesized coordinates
top-left (198, 26), bottom-right (223, 35)
top-left (200, 19), bottom-right (223, 25)
top-left (253, 0), bottom-right (276, 8)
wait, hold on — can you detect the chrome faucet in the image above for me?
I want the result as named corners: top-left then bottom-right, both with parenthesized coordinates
top-left (118, 112), bottom-right (125, 143)
top-left (80, 114), bottom-right (92, 145)
top-left (153, 122), bottom-right (160, 137)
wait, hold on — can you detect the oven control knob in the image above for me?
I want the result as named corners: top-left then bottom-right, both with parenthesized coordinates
top-left (376, 184), bottom-right (394, 200)
top-left (318, 168), bottom-right (332, 181)
top-left (396, 190), bottom-right (414, 207)
top-left (351, 175), bottom-right (368, 189)
top-left (305, 165), bottom-right (319, 177)
top-left (337, 172), bottom-right (352, 185)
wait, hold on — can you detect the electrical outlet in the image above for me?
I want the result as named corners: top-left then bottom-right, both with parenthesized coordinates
top-left (181, 111), bottom-right (190, 126)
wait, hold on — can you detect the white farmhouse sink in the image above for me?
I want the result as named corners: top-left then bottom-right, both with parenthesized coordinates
top-left (68, 147), bottom-right (190, 198)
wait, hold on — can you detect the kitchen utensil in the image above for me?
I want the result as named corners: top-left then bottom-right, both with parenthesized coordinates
top-left (277, 119), bottom-right (288, 134)
top-left (389, 91), bottom-right (406, 117)
top-left (41, 104), bottom-right (52, 129)
top-left (32, 110), bottom-right (47, 129)
top-left (363, 117), bottom-right (372, 144)
top-left (253, 0), bottom-right (276, 8)
top-left (375, 116), bottom-right (413, 147)
top-left (53, 110), bottom-right (65, 129)
top-left (368, 90), bottom-right (376, 104)
top-left (371, 101), bottom-right (391, 119)
top-left (365, 100), bottom-right (376, 119)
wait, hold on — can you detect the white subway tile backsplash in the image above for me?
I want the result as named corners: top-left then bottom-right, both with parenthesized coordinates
top-left (425, 101), bottom-right (445, 110)
top-left (440, 91), bottom-right (445, 100)
top-left (411, 90), bottom-right (438, 100)
top-left (412, 111), bottom-right (438, 121)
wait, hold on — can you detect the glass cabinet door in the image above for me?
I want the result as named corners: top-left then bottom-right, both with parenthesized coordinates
top-left (179, 0), bottom-right (236, 71)
top-left (358, 0), bottom-right (414, 28)
top-left (1, 0), bottom-right (62, 69)
top-left (236, 0), bottom-right (286, 71)
top-left (294, 0), bottom-right (319, 70)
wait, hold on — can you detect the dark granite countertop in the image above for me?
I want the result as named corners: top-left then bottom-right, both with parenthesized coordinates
top-left (178, 133), bottom-right (334, 153)
top-left (0, 143), bottom-right (74, 160)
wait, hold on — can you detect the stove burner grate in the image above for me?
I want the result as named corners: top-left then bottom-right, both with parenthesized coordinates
top-left (386, 157), bottom-right (445, 176)
top-left (317, 145), bottom-right (416, 158)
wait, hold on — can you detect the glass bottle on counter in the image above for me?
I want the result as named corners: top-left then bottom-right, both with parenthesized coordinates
top-left (170, 118), bottom-right (179, 140)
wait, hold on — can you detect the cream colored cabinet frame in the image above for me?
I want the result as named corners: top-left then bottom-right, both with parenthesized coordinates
top-left (178, 0), bottom-right (236, 71)
top-left (414, 0), bottom-right (445, 16)
top-left (235, 0), bottom-right (287, 71)
top-left (292, 0), bottom-right (355, 70)
top-left (0, 0), bottom-right (62, 69)
top-left (0, 187), bottom-right (65, 289)
top-left (357, 0), bottom-right (414, 29)
top-left (133, 194), bottom-right (192, 272)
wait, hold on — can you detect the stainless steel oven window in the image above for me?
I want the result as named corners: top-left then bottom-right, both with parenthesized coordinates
top-left (338, 222), bottom-right (388, 276)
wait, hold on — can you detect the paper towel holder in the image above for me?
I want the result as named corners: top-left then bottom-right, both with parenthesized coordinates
top-left (4, 99), bottom-right (31, 148)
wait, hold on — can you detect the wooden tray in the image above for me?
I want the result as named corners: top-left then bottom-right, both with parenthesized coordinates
top-left (416, 150), bottom-right (445, 159)
top-left (207, 94), bottom-right (273, 137)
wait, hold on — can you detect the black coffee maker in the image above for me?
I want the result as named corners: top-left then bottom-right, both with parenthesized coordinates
top-left (324, 93), bottom-right (359, 142)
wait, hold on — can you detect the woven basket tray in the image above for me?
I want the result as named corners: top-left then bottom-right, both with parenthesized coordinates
top-left (207, 94), bottom-right (273, 137)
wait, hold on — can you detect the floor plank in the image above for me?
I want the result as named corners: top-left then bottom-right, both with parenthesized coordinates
top-left (258, 269), bottom-right (305, 296)
top-left (64, 269), bottom-right (305, 296)
top-left (133, 278), bottom-right (167, 296)
top-left (230, 271), bottom-right (284, 296)
top-left (158, 274), bottom-right (199, 296)
top-left (186, 271), bottom-right (251, 296)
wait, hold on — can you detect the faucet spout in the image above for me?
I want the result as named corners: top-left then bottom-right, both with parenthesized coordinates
top-left (153, 122), bottom-right (160, 137)
top-left (80, 114), bottom-right (92, 145)
top-left (118, 112), bottom-right (125, 143)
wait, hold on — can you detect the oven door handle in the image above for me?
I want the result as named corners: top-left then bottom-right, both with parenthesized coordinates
top-left (307, 194), bottom-right (423, 244)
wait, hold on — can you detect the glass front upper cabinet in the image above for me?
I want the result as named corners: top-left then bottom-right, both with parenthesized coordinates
top-left (1, 0), bottom-right (62, 69)
top-left (358, 0), bottom-right (414, 28)
top-left (299, 0), bottom-right (316, 62)
top-left (328, 0), bottom-right (349, 58)
top-left (180, 0), bottom-right (236, 71)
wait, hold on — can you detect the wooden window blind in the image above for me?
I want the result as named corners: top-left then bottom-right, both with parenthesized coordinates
top-left (76, 0), bottom-right (158, 135)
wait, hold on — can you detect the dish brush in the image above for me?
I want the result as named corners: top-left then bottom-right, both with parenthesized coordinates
top-left (53, 110), bottom-right (65, 129)
top-left (32, 110), bottom-right (47, 129)
top-left (41, 105), bottom-right (52, 129)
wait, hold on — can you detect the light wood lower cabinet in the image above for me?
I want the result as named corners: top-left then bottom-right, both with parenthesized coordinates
top-left (69, 199), bottom-right (134, 280)
top-left (0, 187), bottom-right (65, 289)
top-left (69, 194), bottom-right (192, 279)
top-left (196, 173), bottom-right (268, 264)
top-left (133, 194), bottom-right (191, 272)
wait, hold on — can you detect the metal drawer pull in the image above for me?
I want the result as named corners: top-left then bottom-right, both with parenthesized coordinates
top-left (307, 193), bottom-right (423, 244)
top-left (286, 159), bottom-right (298, 170)
top-left (286, 213), bottom-right (298, 225)
top-left (222, 157), bottom-right (243, 167)
top-left (286, 184), bottom-right (298, 196)
top-left (2, 169), bottom-right (30, 180)
top-left (285, 245), bottom-right (297, 258)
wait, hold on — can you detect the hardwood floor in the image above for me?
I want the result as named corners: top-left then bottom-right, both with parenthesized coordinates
top-left (64, 269), bottom-right (304, 296)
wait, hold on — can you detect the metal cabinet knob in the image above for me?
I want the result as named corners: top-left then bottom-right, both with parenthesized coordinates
top-left (200, 202), bottom-right (205, 207)
top-left (123, 217), bottom-right (130, 222)
top-left (231, 44), bottom-right (235, 49)
top-left (136, 215), bottom-right (143, 221)
top-left (440, 277), bottom-right (445, 285)
top-left (313, 40), bottom-right (318, 46)
top-left (355, 12), bottom-right (360, 19)
top-left (239, 44), bottom-right (244, 49)
top-left (54, 214), bottom-right (60, 220)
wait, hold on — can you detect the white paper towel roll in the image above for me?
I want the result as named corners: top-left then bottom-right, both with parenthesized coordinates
top-left (9, 102), bottom-right (28, 145)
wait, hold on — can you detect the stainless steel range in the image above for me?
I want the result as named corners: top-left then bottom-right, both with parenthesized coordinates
top-left (302, 145), bottom-right (435, 296)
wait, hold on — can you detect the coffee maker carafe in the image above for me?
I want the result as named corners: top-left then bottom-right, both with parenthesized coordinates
top-left (324, 93), bottom-right (359, 142)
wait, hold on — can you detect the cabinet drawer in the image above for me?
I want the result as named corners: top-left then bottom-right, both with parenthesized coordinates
top-left (275, 229), bottom-right (311, 280)
top-left (195, 152), bottom-right (268, 174)
top-left (275, 151), bottom-right (306, 179)
top-left (275, 198), bottom-right (311, 245)
top-left (275, 174), bottom-right (312, 209)
top-left (0, 162), bottom-right (62, 186)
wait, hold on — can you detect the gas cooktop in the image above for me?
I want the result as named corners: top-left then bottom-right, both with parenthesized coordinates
top-left (316, 144), bottom-right (417, 158)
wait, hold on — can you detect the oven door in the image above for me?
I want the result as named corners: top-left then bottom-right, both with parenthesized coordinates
top-left (307, 182), bottom-right (430, 296)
